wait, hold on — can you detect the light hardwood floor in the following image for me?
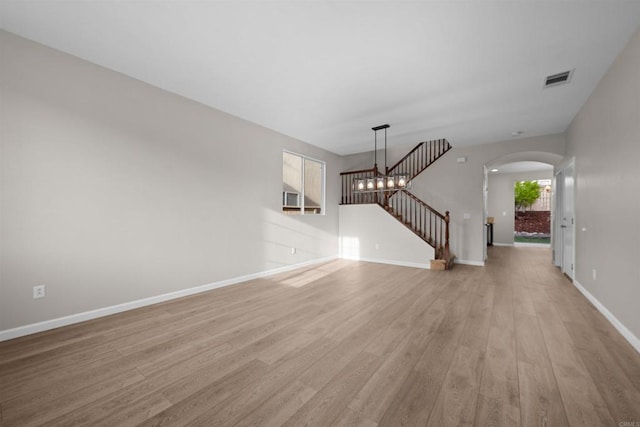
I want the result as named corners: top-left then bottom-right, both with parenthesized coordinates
top-left (1, 246), bottom-right (639, 426)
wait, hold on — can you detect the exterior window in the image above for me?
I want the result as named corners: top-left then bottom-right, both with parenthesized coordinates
top-left (282, 151), bottom-right (325, 215)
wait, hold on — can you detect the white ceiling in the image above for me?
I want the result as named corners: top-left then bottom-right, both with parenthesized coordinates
top-left (1, 1), bottom-right (639, 155)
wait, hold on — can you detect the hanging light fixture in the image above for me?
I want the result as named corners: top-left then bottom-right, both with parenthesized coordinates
top-left (366, 178), bottom-right (375, 190)
top-left (353, 124), bottom-right (411, 192)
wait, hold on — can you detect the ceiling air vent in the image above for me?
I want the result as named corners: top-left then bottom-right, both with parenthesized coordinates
top-left (544, 69), bottom-right (574, 88)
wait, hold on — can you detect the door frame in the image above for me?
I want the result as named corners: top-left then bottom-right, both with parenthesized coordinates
top-left (483, 165), bottom-right (489, 261)
top-left (554, 158), bottom-right (575, 278)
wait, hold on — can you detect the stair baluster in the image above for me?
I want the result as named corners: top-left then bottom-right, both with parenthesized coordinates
top-left (387, 138), bottom-right (451, 179)
top-left (339, 138), bottom-right (453, 267)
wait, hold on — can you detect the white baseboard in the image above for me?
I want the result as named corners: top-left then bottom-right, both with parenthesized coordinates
top-left (341, 255), bottom-right (430, 270)
top-left (514, 242), bottom-right (551, 248)
top-left (454, 259), bottom-right (485, 267)
top-left (573, 280), bottom-right (640, 354)
top-left (0, 255), bottom-right (338, 342)
top-left (342, 255), bottom-right (485, 269)
top-left (492, 242), bottom-right (513, 247)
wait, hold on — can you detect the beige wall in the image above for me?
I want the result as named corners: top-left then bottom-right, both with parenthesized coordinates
top-left (343, 134), bottom-right (565, 264)
top-left (0, 31), bottom-right (341, 331)
top-left (4, 23), bottom-right (638, 346)
top-left (566, 28), bottom-right (640, 341)
top-left (339, 204), bottom-right (435, 268)
top-left (488, 170), bottom-right (553, 245)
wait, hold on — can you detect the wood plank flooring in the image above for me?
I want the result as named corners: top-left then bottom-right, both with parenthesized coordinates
top-left (1, 246), bottom-right (640, 426)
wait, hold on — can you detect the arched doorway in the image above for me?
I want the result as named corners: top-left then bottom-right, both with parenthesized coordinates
top-left (484, 151), bottom-right (564, 262)
top-left (489, 162), bottom-right (553, 245)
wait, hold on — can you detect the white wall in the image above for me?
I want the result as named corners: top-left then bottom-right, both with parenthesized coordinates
top-left (342, 134), bottom-right (565, 265)
top-left (488, 170), bottom-right (553, 245)
top-left (339, 204), bottom-right (434, 268)
top-left (0, 31), bottom-right (341, 332)
top-left (565, 28), bottom-right (640, 344)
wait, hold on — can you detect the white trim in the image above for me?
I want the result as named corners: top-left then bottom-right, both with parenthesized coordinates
top-left (483, 165), bottom-right (489, 262)
top-left (282, 150), bottom-right (326, 216)
top-left (513, 242), bottom-right (551, 248)
top-left (343, 255), bottom-right (485, 269)
top-left (555, 155), bottom-right (576, 173)
top-left (492, 242), bottom-right (514, 247)
top-left (555, 158), bottom-right (576, 277)
top-left (573, 280), bottom-right (640, 354)
top-left (341, 255), bottom-right (430, 270)
top-left (0, 255), bottom-right (338, 342)
top-left (454, 259), bottom-right (485, 266)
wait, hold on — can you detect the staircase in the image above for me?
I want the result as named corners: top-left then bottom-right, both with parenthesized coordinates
top-left (340, 139), bottom-right (454, 269)
top-left (386, 138), bottom-right (451, 178)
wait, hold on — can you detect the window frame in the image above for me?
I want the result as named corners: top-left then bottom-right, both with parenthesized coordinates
top-left (282, 150), bottom-right (326, 216)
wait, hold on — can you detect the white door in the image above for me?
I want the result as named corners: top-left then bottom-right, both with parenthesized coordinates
top-left (553, 171), bottom-right (563, 267)
top-left (483, 166), bottom-right (489, 261)
top-left (560, 161), bottom-right (575, 278)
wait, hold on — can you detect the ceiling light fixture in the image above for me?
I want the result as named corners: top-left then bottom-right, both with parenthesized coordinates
top-left (491, 168), bottom-right (499, 172)
top-left (511, 130), bottom-right (525, 137)
top-left (353, 124), bottom-right (411, 192)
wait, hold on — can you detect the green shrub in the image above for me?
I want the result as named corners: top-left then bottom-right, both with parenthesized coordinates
top-left (515, 181), bottom-right (541, 212)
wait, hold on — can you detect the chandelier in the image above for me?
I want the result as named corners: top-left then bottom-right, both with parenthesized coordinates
top-left (353, 124), bottom-right (411, 192)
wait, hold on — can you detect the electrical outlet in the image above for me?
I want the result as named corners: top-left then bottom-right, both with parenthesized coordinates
top-left (375, 243), bottom-right (379, 250)
top-left (291, 247), bottom-right (296, 254)
top-left (592, 269), bottom-right (597, 281)
top-left (33, 285), bottom-right (45, 299)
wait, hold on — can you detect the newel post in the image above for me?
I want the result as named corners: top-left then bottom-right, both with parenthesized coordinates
top-left (444, 211), bottom-right (450, 261)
